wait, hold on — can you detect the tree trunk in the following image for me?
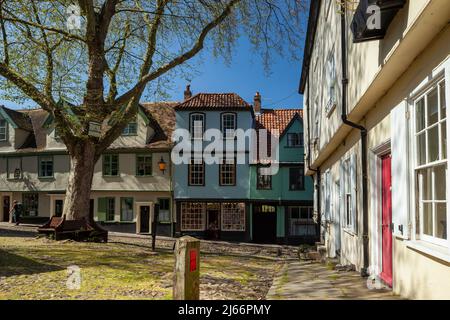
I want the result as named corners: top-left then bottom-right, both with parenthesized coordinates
top-left (63, 140), bottom-right (97, 222)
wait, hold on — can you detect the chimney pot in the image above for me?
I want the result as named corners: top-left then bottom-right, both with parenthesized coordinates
top-left (254, 92), bottom-right (261, 114)
top-left (184, 85), bottom-right (192, 101)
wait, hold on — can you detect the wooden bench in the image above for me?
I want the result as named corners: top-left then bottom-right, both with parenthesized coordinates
top-left (38, 216), bottom-right (108, 242)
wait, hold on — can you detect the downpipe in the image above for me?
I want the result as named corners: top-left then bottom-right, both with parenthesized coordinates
top-left (340, 5), bottom-right (369, 277)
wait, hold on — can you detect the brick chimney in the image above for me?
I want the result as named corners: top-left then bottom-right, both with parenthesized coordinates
top-left (254, 92), bottom-right (261, 114)
top-left (184, 85), bottom-right (192, 101)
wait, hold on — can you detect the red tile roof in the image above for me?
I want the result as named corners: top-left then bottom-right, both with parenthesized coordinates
top-left (256, 108), bottom-right (303, 137)
top-left (175, 93), bottom-right (251, 110)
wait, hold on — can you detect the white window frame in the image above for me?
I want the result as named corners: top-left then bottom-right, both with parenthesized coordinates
top-left (325, 48), bottom-right (337, 115)
top-left (221, 202), bottom-right (245, 232)
top-left (180, 202), bottom-right (206, 231)
top-left (0, 119), bottom-right (7, 141)
top-left (410, 68), bottom-right (449, 248)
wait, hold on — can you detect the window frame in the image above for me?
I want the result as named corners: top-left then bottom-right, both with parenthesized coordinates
top-left (220, 112), bottom-right (237, 139)
top-left (122, 118), bottom-right (138, 136)
top-left (22, 193), bottom-right (39, 217)
top-left (256, 166), bottom-right (272, 190)
top-left (325, 48), bottom-right (337, 115)
top-left (158, 198), bottom-right (171, 224)
top-left (120, 197), bottom-right (134, 222)
top-left (188, 158), bottom-right (205, 186)
top-left (38, 155), bottom-right (54, 178)
top-left (219, 158), bottom-right (236, 186)
top-left (136, 154), bottom-right (153, 177)
top-left (0, 118), bottom-right (7, 141)
top-left (286, 133), bottom-right (303, 148)
top-left (221, 202), bottom-right (246, 232)
top-left (103, 154), bottom-right (119, 177)
top-left (180, 202), bottom-right (206, 231)
top-left (288, 206), bottom-right (316, 237)
top-left (289, 166), bottom-right (305, 191)
top-left (411, 74), bottom-right (449, 247)
top-left (189, 112), bottom-right (205, 140)
top-left (105, 197), bottom-right (116, 222)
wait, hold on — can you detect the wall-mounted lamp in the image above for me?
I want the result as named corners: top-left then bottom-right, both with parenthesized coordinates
top-left (158, 157), bottom-right (167, 174)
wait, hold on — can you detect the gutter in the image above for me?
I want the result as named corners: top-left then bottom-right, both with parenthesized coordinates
top-left (340, 4), bottom-right (369, 277)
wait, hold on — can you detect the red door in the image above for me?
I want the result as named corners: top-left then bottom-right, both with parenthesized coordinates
top-left (380, 154), bottom-right (393, 287)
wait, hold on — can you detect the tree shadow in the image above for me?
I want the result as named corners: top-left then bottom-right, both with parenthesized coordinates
top-left (0, 226), bottom-right (37, 238)
top-left (0, 249), bottom-right (63, 277)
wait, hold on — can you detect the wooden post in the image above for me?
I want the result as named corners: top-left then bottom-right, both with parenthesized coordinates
top-left (173, 236), bottom-right (200, 300)
top-left (151, 203), bottom-right (160, 251)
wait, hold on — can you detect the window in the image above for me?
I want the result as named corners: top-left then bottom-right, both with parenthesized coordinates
top-left (39, 156), bottom-right (54, 178)
top-left (181, 202), bottom-right (205, 231)
top-left (22, 193), bottom-right (39, 217)
top-left (189, 159), bottom-right (205, 186)
top-left (158, 198), bottom-right (171, 223)
top-left (341, 155), bottom-right (356, 231)
top-left (221, 113), bottom-right (236, 139)
top-left (288, 206), bottom-right (316, 236)
top-left (136, 155), bottom-right (152, 176)
top-left (326, 50), bottom-right (337, 114)
top-left (54, 126), bottom-right (61, 139)
top-left (415, 78), bottom-right (448, 244)
top-left (106, 197), bottom-right (115, 221)
top-left (289, 166), bottom-right (305, 190)
top-left (7, 157), bottom-right (21, 179)
top-left (120, 197), bottom-right (133, 222)
top-left (103, 154), bottom-right (119, 176)
top-left (257, 166), bottom-right (272, 190)
top-left (122, 119), bottom-right (137, 135)
top-left (221, 203), bottom-right (245, 231)
top-left (190, 113), bottom-right (204, 140)
top-left (287, 133), bottom-right (303, 147)
top-left (0, 119), bottom-right (7, 141)
top-left (219, 158), bottom-right (236, 186)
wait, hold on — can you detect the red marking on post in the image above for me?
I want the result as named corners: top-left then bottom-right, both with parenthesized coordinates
top-left (190, 250), bottom-right (197, 272)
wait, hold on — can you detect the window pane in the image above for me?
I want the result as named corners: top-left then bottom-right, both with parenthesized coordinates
top-left (417, 133), bottom-right (426, 165)
top-left (427, 125), bottom-right (439, 162)
top-left (436, 203), bottom-right (447, 240)
top-left (423, 203), bottom-right (433, 236)
top-left (434, 165), bottom-right (446, 200)
top-left (416, 98), bottom-right (425, 132)
top-left (418, 168), bottom-right (432, 200)
top-left (427, 87), bottom-right (439, 126)
top-left (442, 122), bottom-right (447, 159)
top-left (440, 81), bottom-right (446, 120)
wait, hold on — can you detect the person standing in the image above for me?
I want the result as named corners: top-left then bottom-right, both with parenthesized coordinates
top-left (10, 200), bottom-right (23, 226)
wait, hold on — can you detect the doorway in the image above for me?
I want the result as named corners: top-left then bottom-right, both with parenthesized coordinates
top-left (139, 205), bottom-right (151, 234)
top-left (252, 204), bottom-right (277, 243)
top-left (3, 196), bottom-right (10, 222)
top-left (207, 208), bottom-right (220, 240)
top-left (54, 200), bottom-right (64, 217)
top-left (380, 154), bottom-right (393, 287)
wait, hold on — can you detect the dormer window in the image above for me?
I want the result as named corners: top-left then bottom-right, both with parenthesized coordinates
top-left (190, 113), bottom-right (204, 140)
top-left (122, 118), bottom-right (138, 136)
top-left (221, 113), bottom-right (236, 139)
top-left (287, 133), bottom-right (303, 148)
top-left (0, 119), bottom-right (7, 141)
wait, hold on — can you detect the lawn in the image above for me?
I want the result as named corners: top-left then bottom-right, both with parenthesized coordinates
top-left (0, 234), bottom-right (282, 300)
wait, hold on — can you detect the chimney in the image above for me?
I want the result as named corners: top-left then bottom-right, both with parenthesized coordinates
top-left (184, 85), bottom-right (192, 101)
top-left (254, 92), bottom-right (261, 114)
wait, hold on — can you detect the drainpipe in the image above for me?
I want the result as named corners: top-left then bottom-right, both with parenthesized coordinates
top-left (340, 4), bottom-right (369, 276)
top-left (305, 77), bottom-right (321, 242)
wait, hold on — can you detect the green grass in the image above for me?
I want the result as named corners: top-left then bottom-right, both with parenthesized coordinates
top-left (0, 236), bottom-right (280, 300)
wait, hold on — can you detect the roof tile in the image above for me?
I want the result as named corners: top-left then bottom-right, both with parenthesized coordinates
top-left (175, 93), bottom-right (251, 110)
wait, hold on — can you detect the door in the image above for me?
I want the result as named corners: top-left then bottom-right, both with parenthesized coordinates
top-left (54, 200), bottom-right (64, 217)
top-left (140, 206), bottom-right (150, 233)
top-left (207, 209), bottom-right (220, 240)
top-left (380, 154), bottom-right (393, 287)
top-left (252, 205), bottom-right (277, 243)
top-left (3, 196), bottom-right (10, 222)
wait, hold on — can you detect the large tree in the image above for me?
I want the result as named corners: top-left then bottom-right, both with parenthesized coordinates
top-left (0, 0), bottom-right (305, 221)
